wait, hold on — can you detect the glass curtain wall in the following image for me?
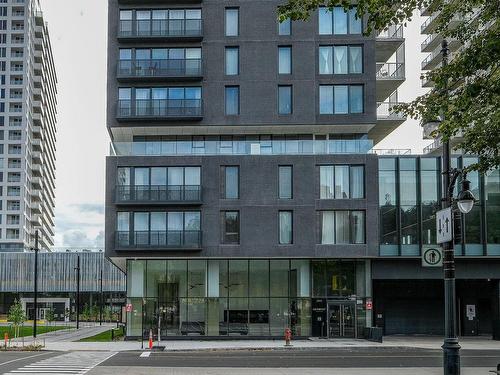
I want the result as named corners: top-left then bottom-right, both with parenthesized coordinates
top-left (126, 259), bottom-right (368, 337)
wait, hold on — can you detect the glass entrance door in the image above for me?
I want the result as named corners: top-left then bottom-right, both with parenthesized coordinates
top-left (327, 302), bottom-right (356, 338)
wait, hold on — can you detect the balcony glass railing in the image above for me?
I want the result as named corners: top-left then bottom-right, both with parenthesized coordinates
top-left (117, 99), bottom-right (202, 118)
top-left (116, 230), bottom-right (202, 249)
top-left (119, 19), bottom-right (203, 38)
top-left (111, 139), bottom-right (374, 156)
top-left (376, 63), bottom-right (405, 79)
top-left (116, 185), bottom-right (201, 203)
top-left (118, 59), bottom-right (202, 78)
top-left (376, 102), bottom-right (406, 119)
top-left (376, 24), bottom-right (403, 39)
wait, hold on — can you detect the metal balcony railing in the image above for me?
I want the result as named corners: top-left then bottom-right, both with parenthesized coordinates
top-left (117, 99), bottom-right (203, 118)
top-left (116, 185), bottom-right (201, 203)
top-left (115, 230), bottom-right (202, 249)
top-left (118, 59), bottom-right (202, 78)
top-left (376, 24), bottom-right (403, 39)
top-left (376, 63), bottom-right (405, 79)
top-left (119, 19), bottom-right (203, 38)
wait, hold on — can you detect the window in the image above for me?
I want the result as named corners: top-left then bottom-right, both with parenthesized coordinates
top-left (278, 46), bottom-right (291, 74)
top-left (279, 211), bottom-right (293, 244)
top-left (319, 85), bottom-right (363, 114)
top-left (222, 211), bottom-right (239, 244)
top-left (225, 86), bottom-right (239, 115)
top-left (223, 166), bottom-right (239, 199)
top-left (318, 6), bottom-right (362, 35)
top-left (321, 211), bottom-right (365, 244)
top-left (320, 165), bottom-right (365, 199)
top-left (225, 8), bottom-right (239, 36)
top-left (225, 47), bottom-right (239, 75)
top-left (278, 18), bottom-right (291, 35)
top-left (278, 85), bottom-right (292, 115)
top-left (278, 166), bottom-right (293, 199)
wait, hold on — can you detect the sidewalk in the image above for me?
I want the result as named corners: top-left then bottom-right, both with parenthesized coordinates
top-left (43, 335), bottom-right (500, 352)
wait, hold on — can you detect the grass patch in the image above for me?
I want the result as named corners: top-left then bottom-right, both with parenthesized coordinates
top-left (78, 328), bottom-right (124, 342)
top-left (0, 325), bottom-right (69, 339)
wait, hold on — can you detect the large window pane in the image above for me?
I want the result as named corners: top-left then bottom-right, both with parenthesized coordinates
top-left (333, 46), bottom-right (348, 74)
top-left (321, 211), bottom-right (335, 244)
top-left (278, 18), bottom-right (291, 35)
top-left (278, 85), bottom-right (292, 114)
top-left (312, 260), bottom-right (326, 296)
top-left (225, 47), bottom-right (239, 75)
top-left (333, 7), bottom-right (347, 34)
top-left (320, 165), bottom-right (334, 199)
top-left (350, 211), bottom-right (365, 244)
top-left (249, 260), bottom-right (269, 297)
top-left (349, 46), bottom-right (363, 73)
top-left (270, 260), bottom-right (289, 297)
top-left (319, 46), bottom-right (333, 74)
top-left (290, 260), bottom-right (310, 298)
top-left (225, 86), bottom-right (239, 115)
top-left (229, 260), bottom-right (248, 297)
top-left (279, 166), bottom-right (293, 199)
top-left (278, 46), bottom-right (292, 74)
top-left (146, 260), bottom-right (166, 298)
top-left (335, 211), bottom-right (350, 244)
top-left (279, 211), bottom-right (293, 244)
top-left (334, 85), bottom-right (348, 114)
top-left (485, 170), bottom-right (500, 245)
top-left (223, 211), bottom-right (240, 244)
top-left (224, 166), bottom-right (239, 199)
top-left (188, 260), bottom-right (206, 297)
top-left (318, 7), bottom-right (332, 35)
top-left (167, 260), bottom-right (188, 297)
top-left (335, 165), bottom-right (350, 199)
top-left (225, 8), bottom-right (239, 36)
top-left (349, 85), bottom-right (363, 113)
top-left (128, 260), bottom-right (145, 298)
top-left (349, 8), bottom-right (362, 34)
top-left (350, 166), bottom-right (364, 198)
top-left (319, 86), bottom-right (333, 114)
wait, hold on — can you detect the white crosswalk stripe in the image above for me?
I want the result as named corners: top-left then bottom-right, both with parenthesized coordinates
top-left (3, 351), bottom-right (116, 375)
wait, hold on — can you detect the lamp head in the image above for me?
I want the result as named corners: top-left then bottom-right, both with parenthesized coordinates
top-left (457, 178), bottom-right (475, 214)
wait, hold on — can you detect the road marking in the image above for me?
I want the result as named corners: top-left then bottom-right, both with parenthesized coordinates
top-left (140, 352), bottom-right (151, 358)
top-left (3, 351), bottom-right (117, 375)
top-left (0, 352), bottom-right (53, 367)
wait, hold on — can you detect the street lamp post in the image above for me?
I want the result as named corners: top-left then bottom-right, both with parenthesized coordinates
top-left (423, 39), bottom-right (477, 375)
top-left (74, 255), bottom-right (81, 330)
top-left (33, 231), bottom-right (39, 339)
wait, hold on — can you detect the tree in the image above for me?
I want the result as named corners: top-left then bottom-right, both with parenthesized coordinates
top-left (45, 308), bottom-right (55, 326)
top-left (7, 299), bottom-right (26, 339)
top-left (278, 0), bottom-right (500, 173)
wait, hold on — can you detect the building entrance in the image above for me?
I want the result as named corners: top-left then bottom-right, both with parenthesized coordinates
top-left (327, 302), bottom-right (356, 338)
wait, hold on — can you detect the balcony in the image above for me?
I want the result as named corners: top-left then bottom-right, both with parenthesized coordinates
top-left (116, 185), bottom-right (202, 204)
top-left (376, 63), bottom-right (405, 101)
top-left (117, 59), bottom-right (202, 81)
top-left (375, 25), bottom-right (404, 62)
top-left (111, 139), bottom-right (375, 157)
top-left (116, 99), bottom-right (203, 121)
top-left (421, 14), bottom-right (439, 34)
top-left (31, 202), bottom-right (42, 214)
top-left (118, 19), bottom-right (203, 41)
top-left (369, 102), bottom-right (407, 144)
top-left (115, 230), bottom-right (202, 250)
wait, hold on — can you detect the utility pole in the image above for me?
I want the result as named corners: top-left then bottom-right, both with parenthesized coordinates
top-left (33, 231), bottom-right (39, 338)
top-left (440, 38), bottom-right (461, 375)
top-left (75, 255), bottom-right (81, 330)
top-left (99, 266), bottom-right (103, 326)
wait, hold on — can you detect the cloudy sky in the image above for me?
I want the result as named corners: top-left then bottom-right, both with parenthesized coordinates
top-left (38, 1), bottom-right (430, 248)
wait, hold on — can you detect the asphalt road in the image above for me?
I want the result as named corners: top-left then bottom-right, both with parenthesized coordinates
top-left (101, 348), bottom-right (500, 368)
top-left (0, 351), bottom-right (59, 374)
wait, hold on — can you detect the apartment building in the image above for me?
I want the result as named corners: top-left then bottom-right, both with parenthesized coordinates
top-left (0, 0), bottom-right (57, 251)
top-left (105, 0), bottom-right (410, 339)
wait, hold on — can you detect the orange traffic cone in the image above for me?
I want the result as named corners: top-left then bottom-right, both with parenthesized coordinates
top-left (148, 329), bottom-right (153, 350)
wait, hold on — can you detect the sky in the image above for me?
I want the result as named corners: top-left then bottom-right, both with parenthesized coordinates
top-left (38, 1), bottom-right (430, 248)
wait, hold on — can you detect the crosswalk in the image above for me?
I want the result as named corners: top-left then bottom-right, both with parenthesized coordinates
top-left (3, 351), bottom-right (116, 375)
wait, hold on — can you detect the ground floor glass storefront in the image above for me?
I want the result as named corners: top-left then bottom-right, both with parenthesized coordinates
top-left (126, 259), bottom-right (370, 338)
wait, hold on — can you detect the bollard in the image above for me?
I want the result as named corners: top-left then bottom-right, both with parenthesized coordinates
top-left (148, 329), bottom-right (153, 350)
top-left (4, 332), bottom-right (8, 349)
top-left (111, 329), bottom-right (114, 341)
top-left (284, 327), bottom-right (292, 347)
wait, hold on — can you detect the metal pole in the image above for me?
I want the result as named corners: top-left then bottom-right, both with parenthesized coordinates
top-left (440, 38), bottom-right (461, 375)
top-left (99, 267), bottom-right (103, 326)
top-left (75, 256), bottom-right (80, 330)
top-left (33, 231), bottom-right (39, 338)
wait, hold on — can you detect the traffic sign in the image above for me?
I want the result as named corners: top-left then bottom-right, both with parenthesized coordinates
top-left (422, 246), bottom-right (443, 267)
top-left (436, 207), bottom-right (453, 244)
